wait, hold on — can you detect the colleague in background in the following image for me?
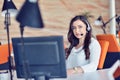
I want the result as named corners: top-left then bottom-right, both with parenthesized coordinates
top-left (66, 15), bottom-right (101, 75)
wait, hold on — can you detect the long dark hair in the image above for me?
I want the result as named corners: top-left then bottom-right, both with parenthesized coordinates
top-left (66, 15), bottom-right (92, 60)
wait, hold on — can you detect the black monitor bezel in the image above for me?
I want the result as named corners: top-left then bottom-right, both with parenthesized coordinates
top-left (12, 36), bottom-right (67, 79)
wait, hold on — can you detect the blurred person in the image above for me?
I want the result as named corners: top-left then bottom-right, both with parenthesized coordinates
top-left (66, 15), bottom-right (101, 75)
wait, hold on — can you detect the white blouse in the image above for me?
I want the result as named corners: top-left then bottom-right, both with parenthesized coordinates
top-left (66, 38), bottom-right (101, 73)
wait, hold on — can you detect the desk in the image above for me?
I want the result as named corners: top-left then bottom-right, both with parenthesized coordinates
top-left (14, 69), bottom-right (114, 80)
top-left (52, 69), bottom-right (114, 80)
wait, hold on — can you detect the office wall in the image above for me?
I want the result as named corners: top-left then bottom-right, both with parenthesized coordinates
top-left (0, 0), bottom-right (120, 45)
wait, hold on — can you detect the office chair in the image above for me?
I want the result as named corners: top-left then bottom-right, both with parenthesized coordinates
top-left (96, 34), bottom-right (120, 69)
top-left (0, 44), bottom-right (12, 70)
top-left (97, 40), bottom-right (109, 69)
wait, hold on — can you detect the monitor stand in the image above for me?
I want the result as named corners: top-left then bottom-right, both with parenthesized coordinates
top-left (34, 75), bottom-right (49, 80)
top-left (33, 73), bottom-right (50, 80)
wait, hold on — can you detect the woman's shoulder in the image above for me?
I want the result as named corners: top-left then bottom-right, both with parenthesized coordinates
top-left (90, 37), bottom-right (100, 45)
top-left (90, 37), bottom-right (101, 50)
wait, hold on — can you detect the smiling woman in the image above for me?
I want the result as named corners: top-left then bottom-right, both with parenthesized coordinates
top-left (66, 15), bottom-right (101, 75)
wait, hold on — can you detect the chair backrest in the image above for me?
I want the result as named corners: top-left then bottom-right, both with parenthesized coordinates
top-left (96, 34), bottom-right (120, 52)
top-left (0, 44), bottom-right (12, 64)
top-left (97, 40), bottom-right (109, 69)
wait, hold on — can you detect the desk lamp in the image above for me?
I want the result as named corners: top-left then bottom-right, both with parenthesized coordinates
top-left (16, 0), bottom-right (44, 80)
top-left (94, 15), bottom-right (117, 34)
top-left (1, 0), bottom-right (17, 80)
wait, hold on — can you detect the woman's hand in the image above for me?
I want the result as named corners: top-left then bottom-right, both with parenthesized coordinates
top-left (67, 68), bottom-right (76, 75)
top-left (67, 67), bottom-right (84, 75)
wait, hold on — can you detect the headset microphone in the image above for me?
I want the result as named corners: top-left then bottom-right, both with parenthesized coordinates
top-left (81, 34), bottom-right (83, 36)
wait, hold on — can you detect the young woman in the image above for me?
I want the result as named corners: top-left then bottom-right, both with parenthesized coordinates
top-left (66, 15), bottom-right (101, 75)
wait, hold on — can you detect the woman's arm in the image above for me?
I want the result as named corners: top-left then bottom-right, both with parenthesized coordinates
top-left (81, 38), bottom-right (101, 72)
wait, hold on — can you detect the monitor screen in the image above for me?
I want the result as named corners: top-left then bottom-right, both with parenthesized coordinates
top-left (12, 36), bottom-right (67, 80)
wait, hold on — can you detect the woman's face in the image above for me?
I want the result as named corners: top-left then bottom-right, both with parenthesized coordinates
top-left (72, 19), bottom-right (87, 39)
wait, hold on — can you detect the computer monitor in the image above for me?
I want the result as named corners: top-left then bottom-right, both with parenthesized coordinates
top-left (12, 36), bottom-right (67, 80)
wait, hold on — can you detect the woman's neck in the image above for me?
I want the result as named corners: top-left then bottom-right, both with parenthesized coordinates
top-left (75, 37), bottom-right (85, 49)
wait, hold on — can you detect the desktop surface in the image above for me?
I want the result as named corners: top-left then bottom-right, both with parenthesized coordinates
top-left (51, 69), bottom-right (114, 80)
top-left (15, 69), bottom-right (114, 80)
